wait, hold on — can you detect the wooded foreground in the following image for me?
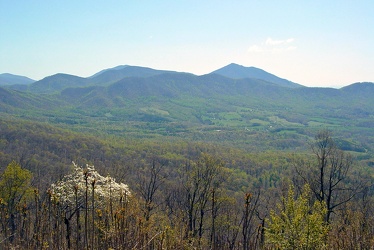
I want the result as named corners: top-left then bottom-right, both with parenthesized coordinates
top-left (0, 130), bottom-right (373, 249)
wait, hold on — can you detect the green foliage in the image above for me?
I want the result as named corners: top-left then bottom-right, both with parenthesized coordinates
top-left (0, 161), bottom-right (33, 213)
top-left (0, 127), bottom-right (371, 249)
top-left (266, 184), bottom-right (329, 250)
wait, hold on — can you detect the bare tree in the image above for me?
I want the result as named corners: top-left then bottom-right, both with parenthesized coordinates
top-left (136, 157), bottom-right (167, 221)
top-left (295, 130), bottom-right (364, 223)
top-left (179, 153), bottom-right (224, 246)
top-left (242, 190), bottom-right (260, 250)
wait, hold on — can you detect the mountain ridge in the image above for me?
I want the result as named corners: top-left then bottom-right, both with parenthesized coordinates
top-left (210, 63), bottom-right (302, 88)
top-left (0, 73), bottom-right (35, 86)
top-left (89, 66), bottom-right (176, 86)
top-left (0, 75), bottom-right (372, 154)
top-left (89, 65), bottom-right (129, 78)
top-left (28, 73), bottom-right (90, 93)
top-left (25, 64), bottom-right (304, 94)
top-left (2, 64), bottom-right (373, 92)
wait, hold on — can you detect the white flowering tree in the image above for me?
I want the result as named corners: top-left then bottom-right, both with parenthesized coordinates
top-left (50, 162), bottom-right (130, 206)
top-left (49, 162), bottom-right (131, 249)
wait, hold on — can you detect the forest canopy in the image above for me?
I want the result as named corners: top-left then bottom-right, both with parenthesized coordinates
top-left (0, 128), bottom-right (373, 249)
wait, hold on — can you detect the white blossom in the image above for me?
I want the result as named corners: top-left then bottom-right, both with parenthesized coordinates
top-left (50, 162), bottom-right (130, 206)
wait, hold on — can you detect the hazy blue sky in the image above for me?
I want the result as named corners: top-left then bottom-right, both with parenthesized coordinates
top-left (1, 1), bottom-right (373, 87)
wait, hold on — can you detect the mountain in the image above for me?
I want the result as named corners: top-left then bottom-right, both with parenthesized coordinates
top-left (89, 65), bottom-right (129, 78)
top-left (89, 65), bottom-right (177, 85)
top-left (10, 64), bottom-right (308, 94)
top-left (29, 73), bottom-right (90, 93)
top-left (91, 64), bottom-right (302, 89)
top-left (0, 68), bottom-right (373, 154)
top-left (340, 82), bottom-right (374, 110)
top-left (59, 72), bottom-right (285, 107)
top-left (341, 82), bottom-right (374, 95)
top-left (0, 73), bottom-right (35, 86)
top-left (0, 86), bottom-right (61, 111)
top-left (35, 70), bottom-right (373, 110)
top-left (211, 63), bottom-right (302, 88)
top-left (26, 66), bottom-right (183, 94)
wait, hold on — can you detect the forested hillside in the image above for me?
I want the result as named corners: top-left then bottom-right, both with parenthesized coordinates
top-left (0, 65), bottom-right (373, 249)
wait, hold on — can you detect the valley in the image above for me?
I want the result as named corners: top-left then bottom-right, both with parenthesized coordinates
top-left (1, 65), bottom-right (373, 155)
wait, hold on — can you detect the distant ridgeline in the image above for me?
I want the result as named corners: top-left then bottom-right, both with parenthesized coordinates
top-left (0, 63), bottom-right (373, 155)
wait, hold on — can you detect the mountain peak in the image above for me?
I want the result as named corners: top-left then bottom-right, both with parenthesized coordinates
top-left (89, 65), bottom-right (129, 78)
top-left (211, 63), bottom-right (302, 88)
top-left (226, 63), bottom-right (257, 69)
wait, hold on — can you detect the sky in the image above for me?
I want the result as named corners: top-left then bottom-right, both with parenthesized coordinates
top-left (1, 1), bottom-right (374, 87)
